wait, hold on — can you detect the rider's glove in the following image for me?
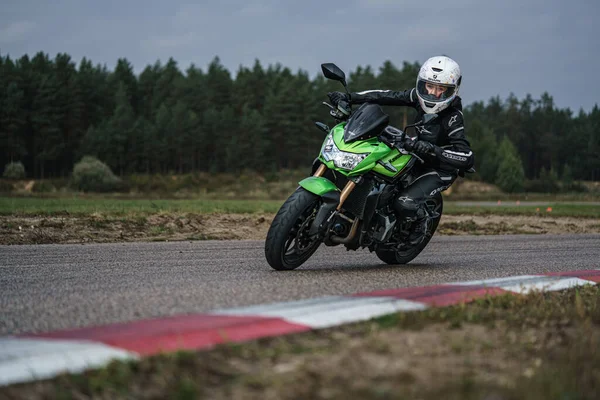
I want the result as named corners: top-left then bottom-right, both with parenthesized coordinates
top-left (327, 91), bottom-right (350, 106)
top-left (378, 133), bottom-right (395, 149)
top-left (411, 140), bottom-right (436, 157)
top-left (379, 128), bottom-right (403, 149)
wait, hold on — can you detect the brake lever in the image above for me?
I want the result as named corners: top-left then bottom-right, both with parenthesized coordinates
top-left (322, 102), bottom-right (335, 110)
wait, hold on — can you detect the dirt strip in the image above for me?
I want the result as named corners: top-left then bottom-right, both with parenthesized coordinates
top-left (1, 213), bottom-right (599, 245)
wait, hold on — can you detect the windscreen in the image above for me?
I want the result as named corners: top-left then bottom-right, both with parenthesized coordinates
top-left (344, 104), bottom-right (389, 143)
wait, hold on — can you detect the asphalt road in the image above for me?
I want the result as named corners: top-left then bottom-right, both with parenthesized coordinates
top-left (1, 234), bottom-right (599, 335)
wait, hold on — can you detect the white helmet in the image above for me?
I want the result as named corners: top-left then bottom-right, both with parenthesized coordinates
top-left (415, 56), bottom-right (461, 114)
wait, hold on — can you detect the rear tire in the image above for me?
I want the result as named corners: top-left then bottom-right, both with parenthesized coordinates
top-left (265, 187), bottom-right (323, 270)
top-left (375, 193), bottom-right (443, 265)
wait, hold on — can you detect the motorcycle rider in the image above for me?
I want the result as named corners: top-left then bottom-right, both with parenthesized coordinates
top-left (328, 55), bottom-right (475, 245)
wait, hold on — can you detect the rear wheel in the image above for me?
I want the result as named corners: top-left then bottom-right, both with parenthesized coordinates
top-left (265, 187), bottom-right (323, 270)
top-left (375, 193), bottom-right (443, 265)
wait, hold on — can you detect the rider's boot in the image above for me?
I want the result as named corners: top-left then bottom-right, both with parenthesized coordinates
top-left (407, 207), bottom-right (430, 245)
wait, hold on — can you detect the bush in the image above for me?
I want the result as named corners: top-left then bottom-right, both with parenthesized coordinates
top-left (31, 181), bottom-right (56, 193)
top-left (3, 161), bottom-right (26, 180)
top-left (560, 165), bottom-right (588, 193)
top-left (70, 156), bottom-right (122, 192)
top-left (561, 181), bottom-right (589, 193)
top-left (0, 180), bottom-right (14, 193)
top-left (524, 167), bottom-right (560, 193)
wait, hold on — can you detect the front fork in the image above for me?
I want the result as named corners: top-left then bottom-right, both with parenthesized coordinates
top-left (311, 164), bottom-right (360, 244)
top-left (312, 164), bottom-right (356, 212)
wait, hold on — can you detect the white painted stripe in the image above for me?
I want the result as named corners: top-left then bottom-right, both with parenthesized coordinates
top-left (289, 298), bottom-right (427, 328)
top-left (452, 275), bottom-right (557, 286)
top-left (451, 275), bottom-right (595, 294)
top-left (501, 278), bottom-right (594, 294)
top-left (444, 149), bottom-right (472, 156)
top-left (356, 89), bottom-right (390, 95)
top-left (212, 295), bottom-right (348, 314)
top-left (213, 296), bottom-right (427, 329)
top-left (0, 337), bottom-right (137, 386)
top-left (447, 127), bottom-right (464, 136)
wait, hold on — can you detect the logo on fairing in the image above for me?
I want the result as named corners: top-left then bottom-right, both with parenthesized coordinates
top-left (442, 152), bottom-right (467, 162)
top-left (430, 184), bottom-right (451, 196)
top-left (448, 115), bottom-right (458, 127)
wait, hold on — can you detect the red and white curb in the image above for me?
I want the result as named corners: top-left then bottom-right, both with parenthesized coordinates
top-left (2, 269), bottom-right (598, 387)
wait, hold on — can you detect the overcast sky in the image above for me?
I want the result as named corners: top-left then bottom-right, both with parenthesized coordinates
top-left (2, 0), bottom-right (598, 112)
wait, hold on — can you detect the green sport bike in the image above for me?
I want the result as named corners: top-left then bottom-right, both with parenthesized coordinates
top-left (265, 63), bottom-right (445, 270)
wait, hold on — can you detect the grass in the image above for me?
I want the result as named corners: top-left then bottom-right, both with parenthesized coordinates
top-left (1, 196), bottom-right (599, 218)
top-left (3, 285), bottom-right (599, 399)
top-left (0, 196), bottom-right (283, 216)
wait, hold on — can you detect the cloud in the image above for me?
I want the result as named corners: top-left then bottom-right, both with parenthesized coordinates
top-left (239, 2), bottom-right (275, 17)
top-left (0, 21), bottom-right (36, 43)
top-left (0, 0), bottom-right (597, 110)
top-left (144, 32), bottom-right (202, 50)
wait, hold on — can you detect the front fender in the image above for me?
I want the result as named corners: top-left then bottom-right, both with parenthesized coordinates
top-left (298, 176), bottom-right (340, 196)
top-left (298, 177), bottom-right (341, 237)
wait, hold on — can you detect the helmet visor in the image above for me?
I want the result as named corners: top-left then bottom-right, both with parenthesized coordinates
top-left (417, 79), bottom-right (456, 103)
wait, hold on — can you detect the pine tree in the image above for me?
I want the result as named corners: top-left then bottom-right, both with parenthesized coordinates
top-left (234, 59), bottom-right (267, 115)
top-left (31, 70), bottom-right (63, 178)
top-left (153, 103), bottom-right (171, 173)
top-left (170, 100), bottom-right (197, 173)
top-left (0, 81), bottom-right (27, 162)
top-left (262, 69), bottom-right (299, 170)
top-left (108, 58), bottom-right (139, 114)
top-left (106, 83), bottom-right (136, 176)
top-left (151, 58), bottom-right (184, 112)
top-left (205, 56), bottom-right (233, 111)
top-left (54, 53), bottom-right (83, 176)
top-left (468, 120), bottom-right (499, 183)
top-left (181, 64), bottom-right (207, 117)
top-left (138, 61), bottom-right (162, 121)
top-left (226, 104), bottom-right (268, 172)
top-left (495, 136), bottom-right (525, 193)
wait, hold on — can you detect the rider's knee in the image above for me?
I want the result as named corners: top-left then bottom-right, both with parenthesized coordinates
top-left (393, 196), bottom-right (419, 218)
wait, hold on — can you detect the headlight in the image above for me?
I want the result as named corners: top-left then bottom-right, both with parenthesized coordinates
top-left (321, 134), bottom-right (368, 171)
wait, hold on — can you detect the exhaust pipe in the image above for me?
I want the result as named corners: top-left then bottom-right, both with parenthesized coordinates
top-left (330, 218), bottom-right (360, 245)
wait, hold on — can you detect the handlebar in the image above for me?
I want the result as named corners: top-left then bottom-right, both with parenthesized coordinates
top-left (322, 101), bottom-right (351, 121)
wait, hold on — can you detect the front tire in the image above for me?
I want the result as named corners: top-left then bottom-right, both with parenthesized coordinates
top-left (375, 193), bottom-right (443, 265)
top-left (265, 187), bottom-right (323, 270)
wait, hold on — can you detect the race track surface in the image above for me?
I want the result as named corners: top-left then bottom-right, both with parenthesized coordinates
top-left (1, 234), bottom-right (599, 335)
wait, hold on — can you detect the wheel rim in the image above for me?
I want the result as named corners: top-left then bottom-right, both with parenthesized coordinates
top-left (282, 200), bottom-right (321, 265)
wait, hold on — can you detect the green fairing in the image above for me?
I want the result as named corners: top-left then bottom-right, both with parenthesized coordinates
top-left (318, 123), bottom-right (412, 178)
top-left (298, 176), bottom-right (340, 195)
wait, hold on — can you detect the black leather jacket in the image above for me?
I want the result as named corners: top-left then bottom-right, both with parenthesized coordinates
top-left (350, 88), bottom-right (475, 173)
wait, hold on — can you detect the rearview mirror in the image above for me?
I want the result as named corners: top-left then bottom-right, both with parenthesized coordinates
top-left (321, 63), bottom-right (347, 86)
top-left (315, 122), bottom-right (330, 133)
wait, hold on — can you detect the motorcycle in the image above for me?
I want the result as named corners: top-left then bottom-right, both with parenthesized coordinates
top-left (265, 63), bottom-right (457, 270)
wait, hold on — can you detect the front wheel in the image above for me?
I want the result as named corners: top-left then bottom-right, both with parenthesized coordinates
top-left (375, 193), bottom-right (443, 265)
top-left (265, 187), bottom-right (323, 270)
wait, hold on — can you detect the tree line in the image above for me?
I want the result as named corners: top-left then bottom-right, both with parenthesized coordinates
top-left (1, 52), bottom-right (599, 187)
